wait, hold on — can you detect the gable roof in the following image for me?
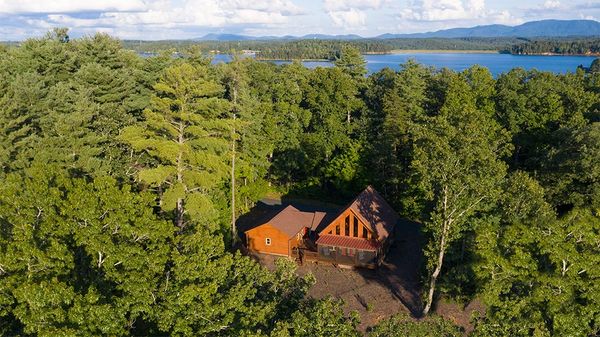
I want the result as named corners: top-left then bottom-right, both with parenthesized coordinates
top-left (256, 205), bottom-right (329, 238)
top-left (322, 186), bottom-right (398, 242)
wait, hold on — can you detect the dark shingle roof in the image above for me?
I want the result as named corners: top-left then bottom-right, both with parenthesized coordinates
top-left (328, 186), bottom-right (399, 242)
top-left (266, 205), bottom-right (329, 238)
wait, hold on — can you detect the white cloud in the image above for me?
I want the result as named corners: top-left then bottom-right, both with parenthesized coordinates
top-left (324, 0), bottom-right (388, 29)
top-left (8, 0), bottom-right (306, 39)
top-left (223, 0), bottom-right (304, 15)
top-left (399, 0), bottom-right (490, 21)
top-left (323, 0), bottom-right (386, 11)
top-left (521, 0), bottom-right (600, 21)
top-left (0, 0), bottom-right (147, 14)
top-left (543, 0), bottom-right (561, 9)
top-left (329, 8), bottom-right (367, 27)
top-left (393, 0), bottom-right (523, 34)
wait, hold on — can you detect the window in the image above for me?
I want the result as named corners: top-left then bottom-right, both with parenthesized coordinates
top-left (265, 238), bottom-right (271, 245)
top-left (329, 230), bottom-right (332, 234)
top-left (335, 224), bottom-right (340, 235)
top-left (353, 217), bottom-right (358, 237)
top-left (348, 248), bottom-right (355, 257)
top-left (345, 216), bottom-right (350, 236)
top-left (362, 226), bottom-right (368, 239)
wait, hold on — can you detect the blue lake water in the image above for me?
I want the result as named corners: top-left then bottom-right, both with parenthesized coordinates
top-left (211, 53), bottom-right (597, 77)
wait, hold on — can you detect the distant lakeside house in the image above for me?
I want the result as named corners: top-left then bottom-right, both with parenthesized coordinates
top-left (244, 186), bottom-right (399, 269)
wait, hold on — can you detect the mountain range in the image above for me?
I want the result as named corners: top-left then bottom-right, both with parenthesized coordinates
top-left (195, 19), bottom-right (600, 41)
top-left (195, 33), bottom-right (363, 41)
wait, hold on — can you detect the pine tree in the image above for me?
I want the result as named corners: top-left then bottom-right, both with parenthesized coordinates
top-left (120, 62), bottom-right (231, 230)
top-left (334, 45), bottom-right (367, 80)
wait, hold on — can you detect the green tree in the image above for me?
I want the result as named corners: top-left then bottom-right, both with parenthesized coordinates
top-left (494, 69), bottom-right (593, 171)
top-left (271, 298), bottom-right (360, 337)
top-left (368, 313), bottom-right (462, 337)
top-left (120, 62), bottom-right (231, 230)
top-left (264, 62), bottom-right (312, 185)
top-left (221, 58), bottom-right (277, 242)
top-left (334, 45), bottom-right (367, 80)
top-left (0, 31), bottom-right (150, 178)
top-left (542, 123), bottom-right (600, 208)
top-left (374, 61), bottom-right (431, 214)
top-left (0, 166), bottom-right (172, 336)
top-left (415, 73), bottom-right (511, 315)
top-left (474, 172), bottom-right (600, 336)
top-left (589, 58), bottom-right (600, 73)
top-left (296, 66), bottom-right (364, 193)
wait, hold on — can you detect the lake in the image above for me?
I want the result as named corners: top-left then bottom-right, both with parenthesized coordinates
top-left (211, 52), bottom-right (597, 77)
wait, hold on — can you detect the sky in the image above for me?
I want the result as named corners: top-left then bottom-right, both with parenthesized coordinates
top-left (0, 0), bottom-right (599, 40)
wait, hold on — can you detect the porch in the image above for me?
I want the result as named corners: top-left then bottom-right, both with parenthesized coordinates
top-left (292, 234), bottom-right (380, 268)
top-left (317, 245), bottom-right (378, 268)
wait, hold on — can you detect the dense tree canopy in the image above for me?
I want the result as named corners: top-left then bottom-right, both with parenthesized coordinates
top-left (121, 37), bottom-right (600, 60)
top-left (1, 30), bottom-right (599, 336)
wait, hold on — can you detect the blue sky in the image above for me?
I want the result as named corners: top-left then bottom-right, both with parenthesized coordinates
top-left (0, 0), bottom-right (598, 40)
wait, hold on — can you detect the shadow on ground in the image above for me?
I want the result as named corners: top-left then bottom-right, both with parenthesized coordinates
top-left (356, 218), bottom-right (424, 317)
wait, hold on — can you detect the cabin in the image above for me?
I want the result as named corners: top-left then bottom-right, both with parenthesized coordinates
top-left (245, 186), bottom-right (399, 268)
top-left (245, 205), bottom-right (328, 256)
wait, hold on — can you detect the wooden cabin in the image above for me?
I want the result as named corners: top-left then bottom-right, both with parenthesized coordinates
top-left (315, 186), bottom-right (398, 268)
top-left (245, 186), bottom-right (399, 269)
top-left (245, 205), bottom-right (327, 256)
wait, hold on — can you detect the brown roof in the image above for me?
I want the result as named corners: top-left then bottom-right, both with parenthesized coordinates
top-left (316, 234), bottom-right (379, 250)
top-left (260, 205), bottom-right (328, 238)
top-left (325, 186), bottom-right (398, 242)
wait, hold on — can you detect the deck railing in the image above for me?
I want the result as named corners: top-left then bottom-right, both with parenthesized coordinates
top-left (291, 248), bottom-right (376, 268)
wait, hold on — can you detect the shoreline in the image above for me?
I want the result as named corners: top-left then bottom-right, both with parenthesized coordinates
top-left (256, 58), bottom-right (332, 62)
top-left (387, 49), bottom-right (500, 54)
top-left (512, 52), bottom-right (600, 57)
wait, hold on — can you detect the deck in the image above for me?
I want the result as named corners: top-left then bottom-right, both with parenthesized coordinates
top-left (291, 246), bottom-right (377, 269)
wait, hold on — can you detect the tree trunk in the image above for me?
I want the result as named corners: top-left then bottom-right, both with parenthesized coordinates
top-left (423, 185), bottom-right (450, 316)
top-left (231, 113), bottom-right (237, 247)
top-left (176, 120), bottom-right (185, 230)
top-left (176, 198), bottom-right (184, 229)
top-left (422, 229), bottom-right (446, 316)
top-left (231, 87), bottom-right (238, 248)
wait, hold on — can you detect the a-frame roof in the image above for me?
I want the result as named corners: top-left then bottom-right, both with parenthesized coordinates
top-left (321, 186), bottom-right (399, 242)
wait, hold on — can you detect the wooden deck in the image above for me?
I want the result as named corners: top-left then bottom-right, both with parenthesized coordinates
top-left (291, 247), bottom-right (377, 268)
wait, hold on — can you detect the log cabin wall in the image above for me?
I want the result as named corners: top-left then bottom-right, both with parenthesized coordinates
top-left (246, 223), bottom-right (291, 256)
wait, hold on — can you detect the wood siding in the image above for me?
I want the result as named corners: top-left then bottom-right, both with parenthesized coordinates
top-left (319, 208), bottom-right (374, 240)
top-left (246, 223), bottom-right (292, 256)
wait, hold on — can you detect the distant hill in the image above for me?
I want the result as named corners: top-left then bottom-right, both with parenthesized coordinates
top-left (193, 20), bottom-right (600, 41)
top-left (300, 34), bottom-right (363, 40)
top-left (194, 33), bottom-right (363, 41)
top-left (378, 20), bottom-right (600, 38)
top-left (195, 33), bottom-right (262, 41)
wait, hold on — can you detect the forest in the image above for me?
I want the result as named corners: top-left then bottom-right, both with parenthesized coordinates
top-left (509, 37), bottom-right (600, 55)
top-left (0, 29), bottom-right (599, 336)
top-left (118, 37), bottom-right (600, 61)
top-left (122, 37), bottom-right (516, 60)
